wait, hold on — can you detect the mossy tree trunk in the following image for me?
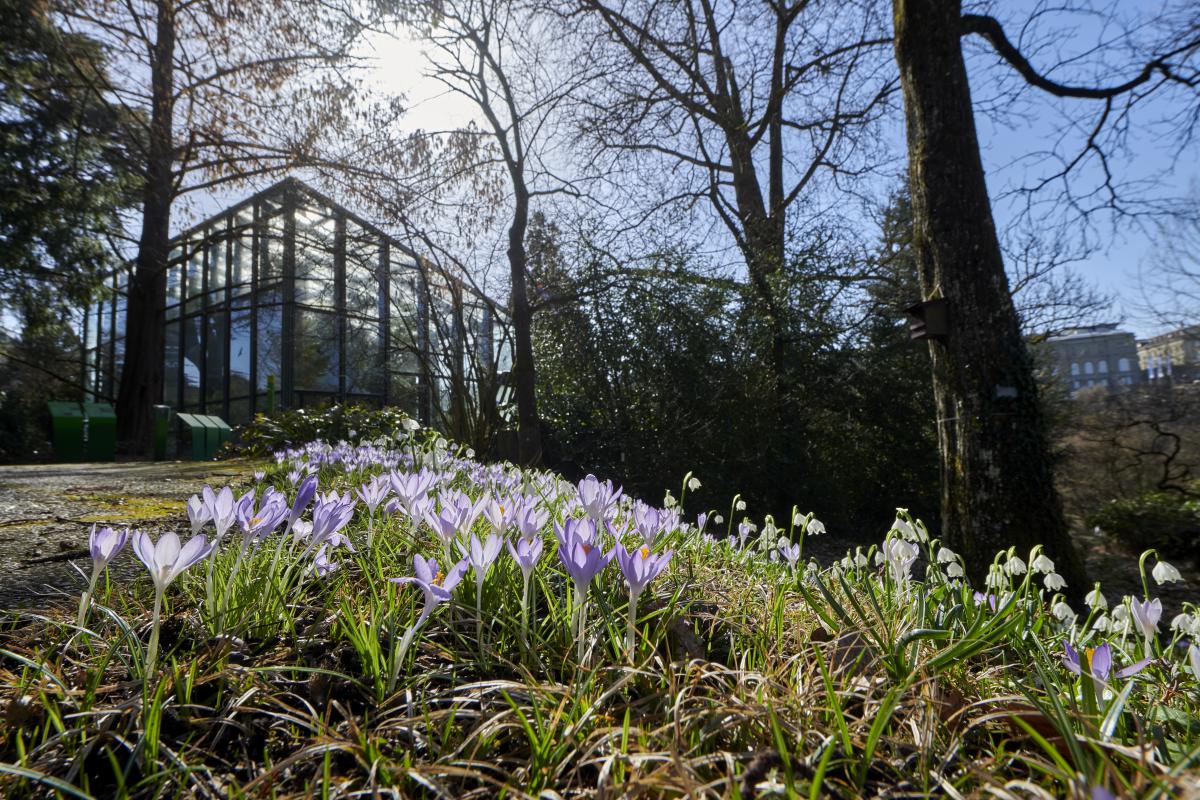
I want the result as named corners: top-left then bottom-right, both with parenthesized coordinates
top-left (892, 0), bottom-right (1088, 592)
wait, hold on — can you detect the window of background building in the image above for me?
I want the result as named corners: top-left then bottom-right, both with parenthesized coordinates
top-left (1119, 358), bottom-right (1130, 372)
top-left (1084, 362), bottom-right (1094, 375)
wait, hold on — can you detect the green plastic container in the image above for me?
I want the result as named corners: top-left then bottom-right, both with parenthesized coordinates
top-left (81, 402), bottom-right (117, 462)
top-left (47, 402), bottom-right (85, 463)
top-left (176, 413), bottom-right (208, 460)
top-left (152, 405), bottom-right (172, 461)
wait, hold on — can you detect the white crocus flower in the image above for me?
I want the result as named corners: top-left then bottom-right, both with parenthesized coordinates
top-left (1031, 554), bottom-right (1055, 574)
top-left (1043, 572), bottom-right (1067, 591)
top-left (1152, 560), bottom-right (1183, 585)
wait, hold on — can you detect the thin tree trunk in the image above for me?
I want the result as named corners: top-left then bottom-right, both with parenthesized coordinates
top-left (115, 0), bottom-right (175, 455)
top-left (892, 0), bottom-right (1088, 592)
top-left (508, 183), bottom-right (542, 465)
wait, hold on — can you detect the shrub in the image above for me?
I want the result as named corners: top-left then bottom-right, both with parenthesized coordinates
top-left (223, 404), bottom-right (427, 458)
top-left (1087, 486), bottom-right (1200, 562)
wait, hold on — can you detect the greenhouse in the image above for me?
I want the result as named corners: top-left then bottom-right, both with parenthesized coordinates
top-left (81, 178), bottom-right (510, 428)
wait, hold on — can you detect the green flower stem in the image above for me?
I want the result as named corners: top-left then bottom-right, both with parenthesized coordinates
top-left (145, 588), bottom-right (164, 677)
top-left (76, 564), bottom-right (102, 629)
top-left (626, 592), bottom-right (639, 656)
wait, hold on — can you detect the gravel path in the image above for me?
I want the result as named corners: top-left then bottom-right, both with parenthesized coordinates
top-left (0, 460), bottom-right (256, 609)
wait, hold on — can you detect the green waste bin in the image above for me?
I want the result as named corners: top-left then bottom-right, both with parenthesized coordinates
top-left (81, 402), bottom-right (117, 462)
top-left (209, 415), bottom-right (232, 455)
top-left (176, 413), bottom-right (208, 460)
top-left (47, 402), bottom-right (85, 463)
top-left (176, 413), bottom-right (232, 460)
top-left (152, 405), bottom-right (172, 461)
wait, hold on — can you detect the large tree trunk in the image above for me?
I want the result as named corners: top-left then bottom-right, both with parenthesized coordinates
top-left (507, 183), bottom-right (542, 466)
top-left (115, 0), bottom-right (175, 455)
top-left (892, 0), bottom-right (1088, 592)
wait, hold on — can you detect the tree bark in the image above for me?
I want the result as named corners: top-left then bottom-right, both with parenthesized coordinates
top-left (508, 182), bottom-right (542, 466)
top-left (892, 0), bottom-right (1088, 593)
top-left (115, 0), bottom-right (175, 455)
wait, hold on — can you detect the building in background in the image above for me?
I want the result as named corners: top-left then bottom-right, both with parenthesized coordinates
top-left (82, 178), bottom-right (512, 430)
top-left (1139, 325), bottom-right (1200, 384)
top-left (1037, 323), bottom-right (1143, 395)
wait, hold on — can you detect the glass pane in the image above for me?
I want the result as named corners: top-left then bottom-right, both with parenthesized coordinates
top-left (186, 244), bottom-right (204, 315)
top-left (295, 205), bottom-right (336, 308)
top-left (345, 221), bottom-right (381, 317)
top-left (388, 269), bottom-right (420, 374)
top-left (166, 263), bottom-right (182, 310)
top-left (427, 289), bottom-right (457, 377)
top-left (231, 219), bottom-right (253, 296)
top-left (388, 372), bottom-right (419, 417)
top-left (230, 307), bottom-right (252, 402)
top-left (346, 316), bottom-right (382, 396)
top-left (206, 310), bottom-right (227, 408)
top-left (295, 308), bottom-right (339, 392)
top-left (259, 213), bottom-right (285, 284)
top-left (163, 321), bottom-right (180, 408)
top-left (182, 315), bottom-right (203, 409)
top-left (228, 397), bottom-right (251, 427)
top-left (256, 304), bottom-right (282, 392)
top-left (207, 237), bottom-right (226, 302)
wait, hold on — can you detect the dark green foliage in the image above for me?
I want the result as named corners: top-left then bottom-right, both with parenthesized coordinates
top-left (0, 0), bottom-right (136, 317)
top-left (224, 404), bottom-right (427, 457)
top-left (533, 197), bottom-right (939, 543)
top-left (1087, 488), bottom-right (1200, 563)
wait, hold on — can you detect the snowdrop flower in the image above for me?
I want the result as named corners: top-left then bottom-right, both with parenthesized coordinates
top-left (1031, 554), bottom-right (1055, 574)
top-left (1152, 560), bottom-right (1182, 585)
top-left (1170, 613), bottom-right (1196, 635)
top-left (1044, 573), bottom-right (1067, 591)
top-left (792, 511), bottom-right (804, 528)
top-left (1052, 601), bottom-right (1076, 624)
top-left (806, 517), bottom-right (825, 536)
top-left (713, 514), bottom-right (724, 525)
top-left (1085, 585), bottom-right (1108, 610)
top-left (1129, 598), bottom-right (1162, 639)
top-left (892, 517), bottom-right (917, 542)
top-left (687, 476), bottom-right (701, 491)
top-left (663, 490), bottom-right (677, 508)
top-left (884, 538), bottom-right (919, 587)
top-left (735, 499), bottom-right (746, 511)
top-left (937, 547), bottom-right (957, 564)
top-left (1005, 555), bottom-right (1027, 576)
top-left (946, 562), bottom-right (965, 578)
top-left (853, 548), bottom-right (869, 568)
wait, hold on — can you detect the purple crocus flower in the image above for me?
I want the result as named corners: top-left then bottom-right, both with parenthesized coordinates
top-left (482, 496), bottom-right (513, 535)
top-left (696, 512), bottom-right (709, 536)
top-left (389, 554), bottom-right (469, 635)
top-left (778, 541), bottom-right (801, 571)
top-left (425, 504), bottom-right (466, 554)
top-left (507, 536), bottom-right (544, 580)
top-left (461, 532), bottom-right (503, 645)
top-left (632, 501), bottom-right (664, 548)
top-left (1062, 642), bottom-right (1151, 694)
top-left (512, 501), bottom-right (549, 542)
top-left (1129, 598), bottom-right (1162, 639)
top-left (311, 544), bottom-right (339, 576)
top-left (614, 544), bottom-right (673, 600)
top-left (77, 525), bottom-right (129, 627)
top-left (389, 469), bottom-right (437, 511)
top-left (186, 495), bottom-right (212, 536)
top-left (577, 475), bottom-right (622, 522)
top-left (972, 591), bottom-right (999, 613)
top-left (238, 491), bottom-right (289, 548)
top-left (356, 474), bottom-right (391, 515)
top-left (202, 486), bottom-right (237, 542)
top-left (286, 474), bottom-right (319, 535)
top-left (615, 543), bottom-right (671, 653)
top-left (132, 530), bottom-right (214, 675)
top-left (556, 520), bottom-right (613, 662)
top-left (308, 491), bottom-right (356, 549)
